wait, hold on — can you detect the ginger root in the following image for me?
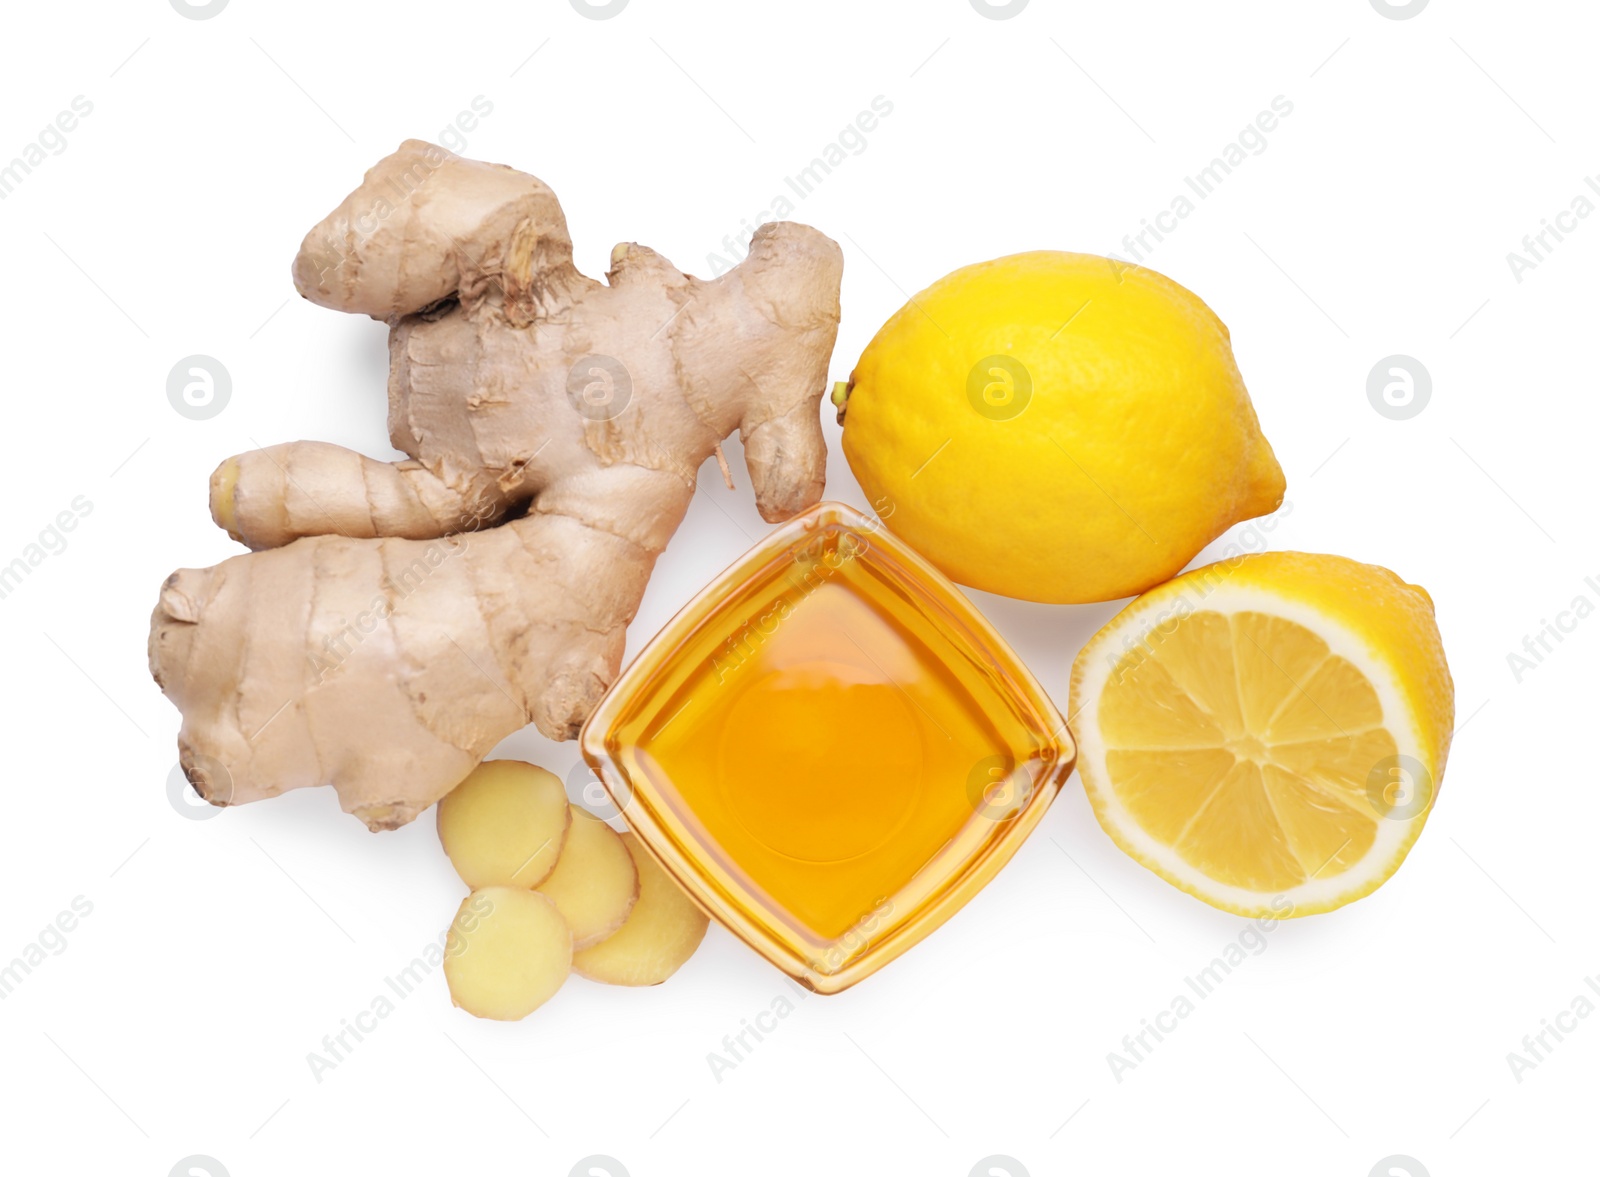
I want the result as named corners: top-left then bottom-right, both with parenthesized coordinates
top-left (148, 141), bottom-right (843, 830)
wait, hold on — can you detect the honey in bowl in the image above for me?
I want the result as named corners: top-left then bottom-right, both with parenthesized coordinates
top-left (581, 502), bottom-right (1074, 993)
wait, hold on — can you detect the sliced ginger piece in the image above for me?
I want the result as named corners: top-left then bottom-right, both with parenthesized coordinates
top-left (536, 809), bottom-right (639, 949)
top-left (573, 833), bottom-right (708, 986)
top-left (444, 886), bottom-right (572, 1021)
top-left (437, 760), bottom-right (570, 888)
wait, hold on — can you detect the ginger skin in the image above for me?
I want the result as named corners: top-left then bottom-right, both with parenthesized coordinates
top-left (149, 141), bottom-right (843, 830)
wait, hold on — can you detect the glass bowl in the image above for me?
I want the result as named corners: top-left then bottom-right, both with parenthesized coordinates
top-left (580, 501), bottom-right (1075, 993)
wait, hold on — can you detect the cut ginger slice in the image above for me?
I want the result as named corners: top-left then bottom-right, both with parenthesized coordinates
top-left (437, 761), bottom-right (570, 889)
top-left (536, 809), bottom-right (639, 949)
top-left (1070, 551), bottom-right (1453, 918)
top-left (573, 833), bottom-right (708, 986)
top-left (444, 887), bottom-right (571, 1021)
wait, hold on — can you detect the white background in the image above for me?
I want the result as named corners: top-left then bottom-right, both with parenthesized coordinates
top-left (1, 1), bottom-right (1592, 1174)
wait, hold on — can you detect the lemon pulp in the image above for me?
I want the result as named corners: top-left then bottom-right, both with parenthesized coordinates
top-left (1100, 610), bottom-right (1398, 892)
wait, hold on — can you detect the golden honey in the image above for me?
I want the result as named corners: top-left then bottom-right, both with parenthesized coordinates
top-left (582, 502), bottom-right (1074, 992)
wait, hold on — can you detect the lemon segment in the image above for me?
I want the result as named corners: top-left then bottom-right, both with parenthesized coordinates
top-left (1070, 551), bottom-right (1453, 917)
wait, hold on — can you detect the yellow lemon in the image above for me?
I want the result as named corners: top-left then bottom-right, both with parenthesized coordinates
top-left (1069, 551), bottom-right (1453, 918)
top-left (839, 252), bottom-right (1286, 603)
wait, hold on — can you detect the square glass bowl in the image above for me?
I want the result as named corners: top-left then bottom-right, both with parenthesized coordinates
top-left (580, 501), bottom-right (1075, 993)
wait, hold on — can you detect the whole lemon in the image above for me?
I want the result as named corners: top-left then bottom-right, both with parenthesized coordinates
top-left (839, 252), bottom-right (1286, 603)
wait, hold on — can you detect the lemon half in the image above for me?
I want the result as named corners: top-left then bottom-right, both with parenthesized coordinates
top-left (1069, 551), bottom-right (1453, 917)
